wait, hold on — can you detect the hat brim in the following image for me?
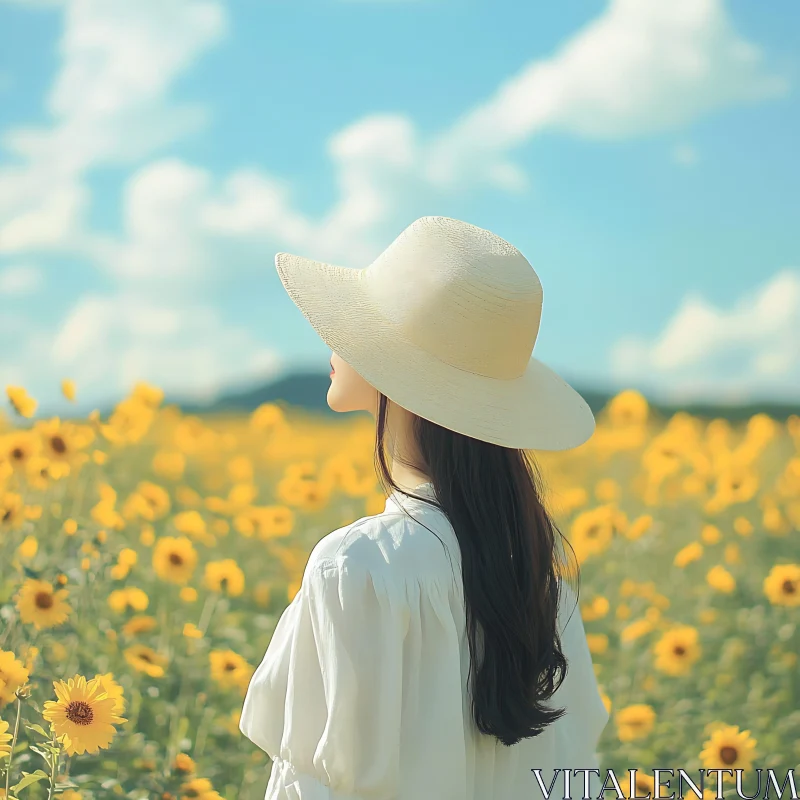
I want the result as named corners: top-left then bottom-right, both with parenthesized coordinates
top-left (275, 252), bottom-right (595, 451)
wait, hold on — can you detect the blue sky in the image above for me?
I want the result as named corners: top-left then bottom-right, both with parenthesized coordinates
top-left (0, 0), bottom-right (798, 416)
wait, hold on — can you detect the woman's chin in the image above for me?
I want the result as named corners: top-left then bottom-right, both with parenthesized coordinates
top-left (327, 386), bottom-right (346, 413)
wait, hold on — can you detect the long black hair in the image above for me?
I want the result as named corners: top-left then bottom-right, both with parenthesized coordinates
top-left (373, 392), bottom-right (581, 747)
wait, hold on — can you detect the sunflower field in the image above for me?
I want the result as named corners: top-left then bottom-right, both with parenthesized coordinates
top-left (0, 382), bottom-right (798, 800)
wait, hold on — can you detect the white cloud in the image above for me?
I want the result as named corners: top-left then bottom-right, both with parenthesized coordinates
top-left (3, 0), bottom-right (787, 269)
top-left (130, 0), bottom-right (788, 271)
top-left (423, 0), bottom-right (787, 189)
top-left (0, 0), bottom-right (227, 255)
top-left (0, 264), bottom-right (44, 295)
top-left (2, 293), bottom-right (282, 409)
top-left (85, 158), bottom-right (219, 284)
top-left (611, 269), bottom-right (800, 402)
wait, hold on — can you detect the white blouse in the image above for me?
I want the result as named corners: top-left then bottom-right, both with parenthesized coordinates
top-left (240, 482), bottom-right (610, 800)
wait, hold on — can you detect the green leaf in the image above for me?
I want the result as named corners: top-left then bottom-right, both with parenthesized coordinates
top-left (53, 779), bottom-right (81, 791)
top-left (24, 723), bottom-right (50, 738)
top-left (28, 744), bottom-right (55, 759)
top-left (22, 566), bottom-right (41, 580)
top-left (10, 769), bottom-right (49, 792)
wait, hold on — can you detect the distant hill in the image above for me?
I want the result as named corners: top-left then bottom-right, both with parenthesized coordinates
top-left (177, 370), bottom-right (798, 422)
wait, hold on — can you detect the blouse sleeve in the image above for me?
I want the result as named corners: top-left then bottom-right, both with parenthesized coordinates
top-left (239, 550), bottom-right (409, 799)
top-left (552, 580), bottom-right (610, 765)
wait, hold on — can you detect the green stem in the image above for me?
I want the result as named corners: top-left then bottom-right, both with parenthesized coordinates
top-left (4, 694), bottom-right (22, 796)
top-left (198, 592), bottom-right (220, 635)
top-left (46, 730), bottom-right (59, 800)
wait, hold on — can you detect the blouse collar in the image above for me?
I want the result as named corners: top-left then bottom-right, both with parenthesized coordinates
top-left (385, 481), bottom-right (437, 511)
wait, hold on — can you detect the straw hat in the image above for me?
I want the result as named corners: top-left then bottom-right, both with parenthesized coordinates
top-left (274, 216), bottom-right (594, 450)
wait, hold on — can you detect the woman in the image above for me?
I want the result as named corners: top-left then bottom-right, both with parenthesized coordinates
top-left (239, 216), bottom-right (610, 799)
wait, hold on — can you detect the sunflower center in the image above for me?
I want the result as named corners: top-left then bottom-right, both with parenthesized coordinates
top-left (11, 447), bottom-right (24, 460)
top-left (587, 525), bottom-right (599, 539)
top-left (138, 652), bottom-right (153, 663)
top-left (169, 553), bottom-right (184, 565)
top-left (673, 645), bottom-right (686, 656)
top-left (220, 577), bottom-right (229, 591)
top-left (730, 481), bottom-right (741, 491)
top-left (720, 745), bottom-right (738, 765)
top-left (2, 509), bottom-right (12, 522)
top-left (50, 436), bottom-right (67, 454)
top-left (224, 661), bottom-right (236, 671)
top-left (782, 579), bottom-right (796, 594)
top-left (185, 790), bottom-right (199, 798)
top-left (35, 591), bottom-right (54, 609)
top-left (66, 700), bottom-right (94, 726)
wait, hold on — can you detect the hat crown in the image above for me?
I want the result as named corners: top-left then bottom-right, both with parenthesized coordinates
top-left (365, 217), bottom-right (542, 380)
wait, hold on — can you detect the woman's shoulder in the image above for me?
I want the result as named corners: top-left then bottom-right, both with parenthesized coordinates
top-left (306, 507), bottom-right (460, 587)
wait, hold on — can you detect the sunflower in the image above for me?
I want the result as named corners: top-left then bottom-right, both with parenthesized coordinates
top-left (0, 649), bottom-right (30, 707)
top-left (93, 673), bottom-right (126, 715)
top-left (1, 430), bottom-right (41, 471)
top-left (179, 777), bottom-right (224, 799)
top-left (0, 716), bottom-right (13, 758)
top-left (615, 704), bottom-right (656, 742)
top-left (152, 536), bottom-right (198, 585)
top-left (763, 563), bottom-right (800, 607)
top-left (204, 559), bottom-right (245, 597)
top-left (107, 587), bottom-right (149, 614)
top-left (581, 596), bottom-right (610, 621)
top-left (710, 467), bottom-right (760, 509)
top-left (122, 615), bottom-right (158, 637)
top-left (258, 506), bottom-right (294, 539)
top-left (42, 674), bottom-right (126, 755)
top-left (101, 395), bottom-right (157, 446)
top-left (642, 433), bottom-right (688, 479)
top-left (700, 724), bottom-right (757, 773)
top-left (6, 386), bottom-right (37, 418)
top-left (620, 618), bottom-right (654, 644)
top-left (124, 645), bottom-right (168, 678)
top-left (623, 514), bottom-right (653, 541)
top-left (15, 579), bottom-right (72, 630)
top-left (653, 625), bottom-right (701, 676)
top-left (125, 481), bottom-right (171, 522)
top-left (0, 492), bottom-right (25, 530)
top-left (173, 510), bottom-right (213, 545)
top-left (706, 565), bottom-right (736, 594)
top-left (209, 649), bottom-right (252, 691)
top-left (674, 541), bottom-right (703, 568)
top-left (24, 456), bottom-right (54, 491)
top-left (34, 418), bottom-right (93, 478)
top-left (606, 390), bottom-right (649, 427)
top-left (701, 524), bottom-right (722, 544)
top-left (277, 475), bottom-right (330, 513)
top-left (250, 402), bottom-right (286, 432)
top-left (585, 634), bottom-right (609, 655)
top-left (621, 770), bottom-right (654, 800)
top-left (570, 506), bottom-right (614, 563)
top-left (174, 752), bottom-right (196, 774)
top-left (90, 484), bottom-right (125, 530)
